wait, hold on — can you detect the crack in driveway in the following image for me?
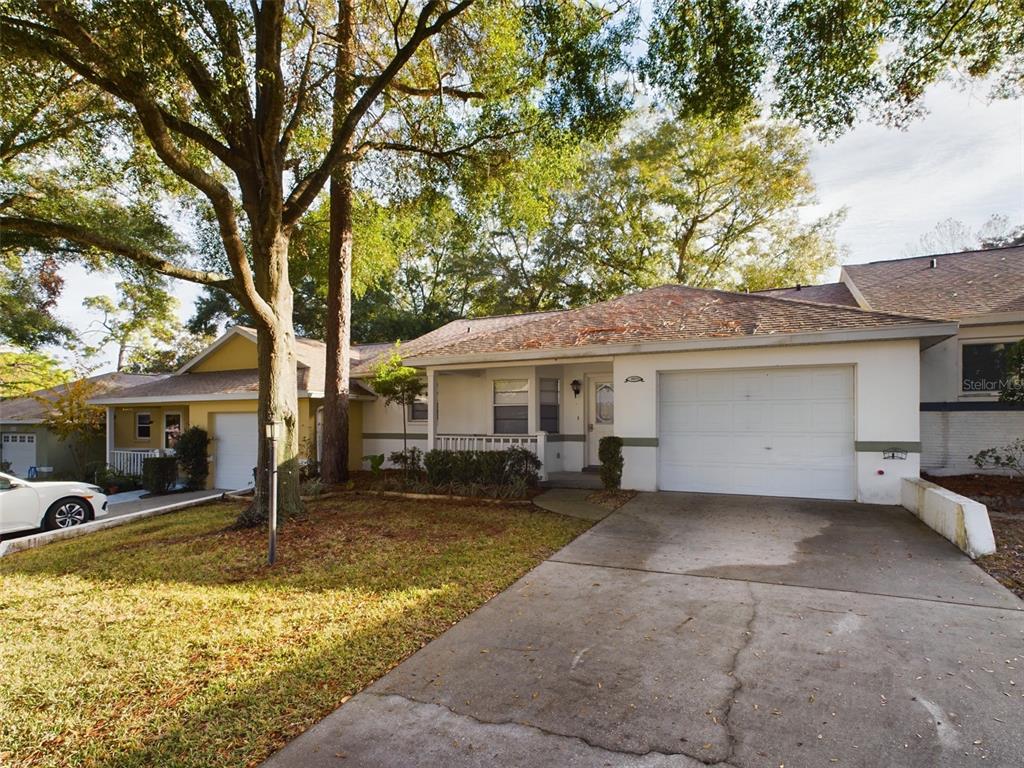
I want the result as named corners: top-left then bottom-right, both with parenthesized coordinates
top-left (367, 692), bottom-right (740, 768)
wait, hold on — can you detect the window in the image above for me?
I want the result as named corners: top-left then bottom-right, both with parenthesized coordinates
top-left (493, 379), bottom-right (528, 434)
top-left (962, 342), bottom-right (1018, 393)
top-left (136, 412), bottom-right (152, 440)
top-left (595, 383), bottom-right (614, 423)
top-left (408, 399), bottom-right (428, 422)
top-left (540, 378), bottom-right (559, 433)
top-left (164, 413), bottom-right (182, 449)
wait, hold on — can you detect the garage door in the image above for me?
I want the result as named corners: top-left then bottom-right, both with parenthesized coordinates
top-left (1, 433), bottom-right (37, 478)
top-left (213, 413), bottom-right (258, 489)
top-left (658, 366), bottom-right (855, 500)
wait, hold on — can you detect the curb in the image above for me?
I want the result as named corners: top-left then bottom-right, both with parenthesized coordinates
top-left (0, 491), bottom-right (239, 558)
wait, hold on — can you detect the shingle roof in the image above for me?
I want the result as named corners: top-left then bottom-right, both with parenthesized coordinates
top-left (395, 285), bottom-right (947, 362)
top-left (350, 311), bottom-right (562, 375)
top-left (843, 245), bottom-right (1024, 319)
top-left (755, 282), bottom-right (860, 307)
top-left (1, 372), bottom-right (166, 422)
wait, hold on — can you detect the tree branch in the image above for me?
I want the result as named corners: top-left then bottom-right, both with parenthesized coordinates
top-left (0, 214), bottom-right (236, 292)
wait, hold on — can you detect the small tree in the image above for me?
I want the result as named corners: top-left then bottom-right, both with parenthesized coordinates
top-left (370, 347), bottom-right (426, 468)
top-left (999, 340), bottom-right (1024, 404)
top-left (37, 379), bottom-right (104, 479)
top-left (598, 436), bottom-right (624, 490)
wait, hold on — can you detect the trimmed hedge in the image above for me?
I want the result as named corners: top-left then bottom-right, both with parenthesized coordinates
top-left (142, 456), bottom-right (178, 495)
top-left (424, 447), bottom-right (541, 488)
top-left (598, 436), bottom-right (624, 490)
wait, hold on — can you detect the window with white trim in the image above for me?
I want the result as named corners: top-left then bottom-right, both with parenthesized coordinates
top-left (164, 413), bottom-right (182, 448)
top-left (136, 412), bottom-right (152, 440)
top-left (408, 398), bottom-right (428, 422)
top-left (962, 341), bottom-right (1020, 393)
top-left (493, 379), bottom-right (528, 434)
top-left (539, 378), bottom-right (559, 433)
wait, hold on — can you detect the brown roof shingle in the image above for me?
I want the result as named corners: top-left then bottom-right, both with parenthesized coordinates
top-left (843, 245), bottom-right (1024, 319)
top-left (397, 285), bottom-right (947, 362)
top-left (755, 282), bottom-right (860, 307)
top-left (1, 372), bottom-right (166, 422)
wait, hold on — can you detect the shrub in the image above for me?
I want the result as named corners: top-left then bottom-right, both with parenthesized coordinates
top-left (142, 456), bottom-right (178, 494)
top-left (364, 454), bottom-right (386, 474)
top-left (389, 447), bottom-right (424, 475)
top-left (423, 448), bottom-right (541, 491)
top-left (971, 438), bottom-right (1024, 478)
top-left (175, 426), bottom-right (211, 490)
top-left (598, 436), bottom-right (624, 490)
top-left (301, 477), bottom-right (325, 498)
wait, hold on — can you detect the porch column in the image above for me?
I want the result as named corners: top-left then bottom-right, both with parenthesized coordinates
top-left (426, 368), bottom-right (437, 451)
top-left (105, 406), bottom-right (115, 467)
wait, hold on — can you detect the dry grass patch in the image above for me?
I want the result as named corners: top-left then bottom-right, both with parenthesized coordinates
top-left (0, 494), bottom-right (589, 768)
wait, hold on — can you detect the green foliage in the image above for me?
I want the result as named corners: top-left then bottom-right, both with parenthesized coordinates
top-left (370, 346), bottom-right (427, 460)
top-left (175, 427), bottom-right (211, 491)
top-left (141, 456), bottom-right (178, 494)
top-left (388, 448), bottom-right (424, 476)
top-left (424, 448), bottom-right (541, 489)
top-left (999, 340), bottom-right (1024, 404)
top-left (971, 439), bottom-right (1024, 478)
top-left (83, 280), bottom-right (182, 372)
top-left (0, 351), bottom-right (69, 397)
top-left (38, 379), bottom-right (104, 479)
top-left (364, 454), bottom-right (386, 475)
top-left (598, 436), bottom-right (624, 490)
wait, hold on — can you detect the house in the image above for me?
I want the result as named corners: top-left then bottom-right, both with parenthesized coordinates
top-left (89, 245), bottom-right (1020, 503)
top-left (759, 245), bottom-right (1024, 475)
top-left (89, 327), bottom-right (376, 488)
top-left (352, 285), bottom-right (956, 504)
top-left (0, 372), bottom-right (162, 479)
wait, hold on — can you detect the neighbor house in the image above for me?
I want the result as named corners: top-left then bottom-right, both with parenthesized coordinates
top-left (0, 372), bottom-right (162, 479)
top-left (760, 245), bottom-right (1024, 475)
top-left (88, 326), bottom-right (376, 489)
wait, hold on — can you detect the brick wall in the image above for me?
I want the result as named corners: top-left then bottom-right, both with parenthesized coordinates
top-left (921, 411), bottom-right (1024, 474)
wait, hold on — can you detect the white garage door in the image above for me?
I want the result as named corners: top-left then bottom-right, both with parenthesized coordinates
top-left (1, 433), bottom-right (37, 478)
top-left (658, 366), bottom-right (855, 500)
top-left (213, 413), bottom-right (258, 490)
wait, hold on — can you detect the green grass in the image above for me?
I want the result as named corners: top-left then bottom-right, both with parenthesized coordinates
top-left (0, 494), bottom-right (589, 768)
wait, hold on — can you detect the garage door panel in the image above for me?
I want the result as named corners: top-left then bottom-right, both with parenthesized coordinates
top-left (213, 413), bottom-right (258, 490)
top-left (658, 366), bottom-right (855, 501)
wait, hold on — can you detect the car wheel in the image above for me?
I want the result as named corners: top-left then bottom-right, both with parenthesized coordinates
top-left (43, 497), bottom-right (92, 531)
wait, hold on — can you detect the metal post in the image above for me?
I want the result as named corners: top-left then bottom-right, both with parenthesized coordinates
top-left (267, 422), bottom-right (278, 566)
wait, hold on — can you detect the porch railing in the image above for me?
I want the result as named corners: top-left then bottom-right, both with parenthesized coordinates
top-left (110, 449), bottom-right (168, 478)
top-left (434, 433), bottom-right (547, 480)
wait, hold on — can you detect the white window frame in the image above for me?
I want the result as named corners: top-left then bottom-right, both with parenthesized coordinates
top-left (408, 398), bottom-right (428, 422)
top-left (493, 378), bottom-right (529, 435)
top-left (163, 412), bottom-right (183, 449)
top-left (135, 412), bottom-right (152, 440)
top-left (539, 378), bottom-right (560, 434)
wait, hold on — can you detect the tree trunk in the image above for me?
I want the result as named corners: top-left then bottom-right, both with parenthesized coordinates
top-left (321, 0), bottom-right (356, 485)
top-left (242, 231), bottom-right (303, 524)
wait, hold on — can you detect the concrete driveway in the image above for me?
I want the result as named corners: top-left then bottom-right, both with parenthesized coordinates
top-left (263, 493), bottom-right (1023, 768)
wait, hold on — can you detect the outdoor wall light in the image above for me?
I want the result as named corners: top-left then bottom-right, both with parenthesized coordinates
top-left (570, 379), bottom-right (582, 397)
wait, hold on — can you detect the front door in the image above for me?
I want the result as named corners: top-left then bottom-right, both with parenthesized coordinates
top-left (586, 377), bottom-right (614, 466)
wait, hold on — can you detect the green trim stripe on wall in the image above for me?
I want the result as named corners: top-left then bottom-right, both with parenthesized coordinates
top-left (362, 433), bottom-right (428, 441)
top-left (548, 434), bottom-right (585, 443)
top-left (854, 441), bottom-right (921, 453)
top-left (621, 437), bottom-right (658, 447)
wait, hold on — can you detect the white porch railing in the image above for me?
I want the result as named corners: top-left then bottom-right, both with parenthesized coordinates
top-left (110, 449), bottom-right (167, 477)
top-left (434, 433), bottom-right (547, 480)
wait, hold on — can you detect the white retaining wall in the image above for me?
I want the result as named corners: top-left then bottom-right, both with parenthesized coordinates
top-left (901, 477), bottom-right (996, 558)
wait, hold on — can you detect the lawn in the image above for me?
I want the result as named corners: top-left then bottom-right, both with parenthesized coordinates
top-left (0, 494), bottom-right (589, 768)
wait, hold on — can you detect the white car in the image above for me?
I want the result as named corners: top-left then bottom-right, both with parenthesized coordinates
top-left (0, 472), bottom-right (109, 534)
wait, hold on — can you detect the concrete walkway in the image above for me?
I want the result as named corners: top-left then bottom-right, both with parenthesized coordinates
top-left (106, 489), bottom-right (227, 518)
top-left (262, 492), bottom-right (1023, 768)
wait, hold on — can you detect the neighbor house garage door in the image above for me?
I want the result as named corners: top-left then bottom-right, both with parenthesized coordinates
top-left (1, 433), bottom-right (37, 478)
top-left (213, 413), bottom-right (258, 489)
top-left (658, 366), bottom-right (855, 500)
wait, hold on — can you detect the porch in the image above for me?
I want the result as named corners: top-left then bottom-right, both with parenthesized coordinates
top-left (109, 448), bottom-right (175, 478)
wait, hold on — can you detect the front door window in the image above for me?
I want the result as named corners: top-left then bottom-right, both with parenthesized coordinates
top-left (595, 383), bottom-right (614, 424)
top-left (164, 413), bottom-right (182, 449)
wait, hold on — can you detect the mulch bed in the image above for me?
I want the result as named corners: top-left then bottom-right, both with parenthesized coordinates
top-left (587, 489), bottom-right (638, 512)
top-left (923, 474), bottom-right (1024, 599)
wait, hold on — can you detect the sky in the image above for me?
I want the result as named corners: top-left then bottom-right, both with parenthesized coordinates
top-left (48, 83), bottom-right (1024, 372)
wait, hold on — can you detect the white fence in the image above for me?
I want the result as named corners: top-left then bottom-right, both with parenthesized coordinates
top-left (434, 433), bottom-right (547, 480)
top-left (110, 449), bottom-right (164, 478)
